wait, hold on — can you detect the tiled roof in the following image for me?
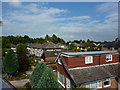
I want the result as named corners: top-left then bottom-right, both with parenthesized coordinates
top-left (68, 63), bottom-right (120, 85)
top-left (28, 42), bottom-right (61, 49)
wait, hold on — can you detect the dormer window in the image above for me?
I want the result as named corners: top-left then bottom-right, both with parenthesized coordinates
top-left (106, 55), bottom-right (112, 62)
top-left (85, 56), bottom-right (93, 64)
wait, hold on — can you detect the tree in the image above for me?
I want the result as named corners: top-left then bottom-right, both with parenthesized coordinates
top-left (3, 49), bottom-right (19, 75)
top-left (68, 44), bottom-right (76, 50)
top-left (16, 44), bottom-right (29, 71)
top-left (37, 67), bottom-right (59, 89)
top-left (29, 62), bottom-right (47, 88)
top-left (2, 37), bottom-right (11, 48)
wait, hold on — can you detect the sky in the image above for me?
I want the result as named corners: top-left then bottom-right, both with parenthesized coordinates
top-left (2, 2), bottom-right (118, 41)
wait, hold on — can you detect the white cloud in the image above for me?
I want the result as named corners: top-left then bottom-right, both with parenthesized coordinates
top-left (9, 2), bottom-right (22, 7)
top-left (97, 3), bottom-right (118, 13)
top-left (3, 2), bottom-right (118, 41)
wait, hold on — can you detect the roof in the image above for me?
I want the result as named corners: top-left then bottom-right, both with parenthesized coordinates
top-left (28, 43), bottom-right (43, 48)
top-left (62, 51), bottom-right (118, 56)
top-left (42, 42), bottom-right (61, 49)
top-left (68, 63), bottom-right (120, 85)
top-left (44, 51), bottom-right (61, 57)
top-left (103, 39), bottom-right (120, 48)
top-left (28, 42), bottom-right (61, 49)
top-left (1, 78), bottom-right (16, 89)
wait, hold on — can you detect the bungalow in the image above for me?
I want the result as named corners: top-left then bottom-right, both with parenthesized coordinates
top-left (55, 51), bottom-right (120, 89)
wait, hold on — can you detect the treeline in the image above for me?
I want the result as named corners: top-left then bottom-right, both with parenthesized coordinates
top-left (2, 34), bottom-right (65, 48)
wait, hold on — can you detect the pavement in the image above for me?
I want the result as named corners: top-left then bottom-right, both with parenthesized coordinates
top-left (9, 79), bottom-right (29, 87)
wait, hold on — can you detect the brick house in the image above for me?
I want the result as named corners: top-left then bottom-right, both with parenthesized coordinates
top-left (55, 51), bottom-right (120, 89)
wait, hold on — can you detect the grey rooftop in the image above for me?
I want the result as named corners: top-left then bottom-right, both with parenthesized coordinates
top-left (62, 51), bottom-right (118, 56)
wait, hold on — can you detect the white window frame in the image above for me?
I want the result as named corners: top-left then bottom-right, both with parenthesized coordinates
top-left (86, 80), bottom-right (102, 89)
top-left (97, 81), bottom-right (102, 88)
top-left (57, 71), bottom-right (65, 87)
top-left (85, 56), bottom-right (93, 64)
top-left (103, 79), bottom-right (111, 88)
top-left (66, 78), bottom-right (71, 88)
top-left (106, 55), bottom-right (112, 62)
top-left (90, 82), bottom-right (97, 88)
top-left (58, 59), bottom-right (62, 64)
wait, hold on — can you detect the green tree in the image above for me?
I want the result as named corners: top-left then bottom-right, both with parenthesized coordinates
top-left (3, 49), bottom-right (19, 75)
top-left (2, 37), bottom-right (11, 48)
top-left (51, 34), bottom-right (58, 44)
top-left (29, 62), bottom-right (47, 88)
top-left (37, 67), bottom-right (59, 89)
top-left (16, 44), bottom-right (29, 71)
top-left (68, 44), bottom-right (76, 50)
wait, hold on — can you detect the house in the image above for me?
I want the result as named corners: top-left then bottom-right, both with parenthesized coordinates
top-left (55, 51), bottom-right (120, 89)
top-left (101, 38), bottom-right (120, 51)
top-left (28, 42), bottom-right (63, 61)
top-left (11, 44), bottom-right (16, 52)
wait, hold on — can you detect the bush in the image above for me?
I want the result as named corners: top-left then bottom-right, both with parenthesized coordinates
top-left (24, 82), bottom-right (31, 90)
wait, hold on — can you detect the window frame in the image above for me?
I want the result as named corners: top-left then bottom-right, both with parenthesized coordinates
top-left (57, 71), bottom-right (65, 86)
top-left (85, 56), bottom-right (93, 64)
top-left (97, 81), bottom-right (102, 88)
top-left (103, 79), bottom-right (111, 88)
top-left (58, 58), bottom-right (62, 64)
top-left (106, 55), bottom-right (112, 62)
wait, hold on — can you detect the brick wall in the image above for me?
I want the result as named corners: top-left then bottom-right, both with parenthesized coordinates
top-left (62, 54), bottom-right (119, 68)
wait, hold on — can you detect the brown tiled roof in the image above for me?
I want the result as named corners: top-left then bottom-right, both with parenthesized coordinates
top-left (28, 42), bottom-right (61, 49)
top-left (42, 42), bottom-right (60, 49)
top-left (28, 43), bottom-right (43, 48)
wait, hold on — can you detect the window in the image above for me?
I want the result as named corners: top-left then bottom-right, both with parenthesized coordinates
top-left (103, 79), bottom-right (111, 87)
top-left (97, 81), bottom-right (102, 88)
top-left (90, 82), bottom-right (97, 88)
top-left (66, 78), bottom-right (71, 88)
top-left (106, 55), bottom-right (112, 62)
top-left (86, 80), bottom-right (102, 89)
top-left (85, 56), bottom-right (93, 64)
top-left (58, 71), bottom-right (65, 85)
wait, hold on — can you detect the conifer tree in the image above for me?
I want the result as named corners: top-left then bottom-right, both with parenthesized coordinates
top-left (29, 62), bottom-right (47, 88)
top-left (37, 67), bottom-right (59, 89)
top-left (3, 49), bottom-right (19, 75)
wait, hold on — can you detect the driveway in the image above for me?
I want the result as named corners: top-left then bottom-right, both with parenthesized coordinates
top-left (9, 79), bottom-right (29, 87)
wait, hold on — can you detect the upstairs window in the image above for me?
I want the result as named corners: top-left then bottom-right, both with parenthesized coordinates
top-left (85, 56), bottom-right (93, 64)
top-left (106, 55), bottom-right (112, 62)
